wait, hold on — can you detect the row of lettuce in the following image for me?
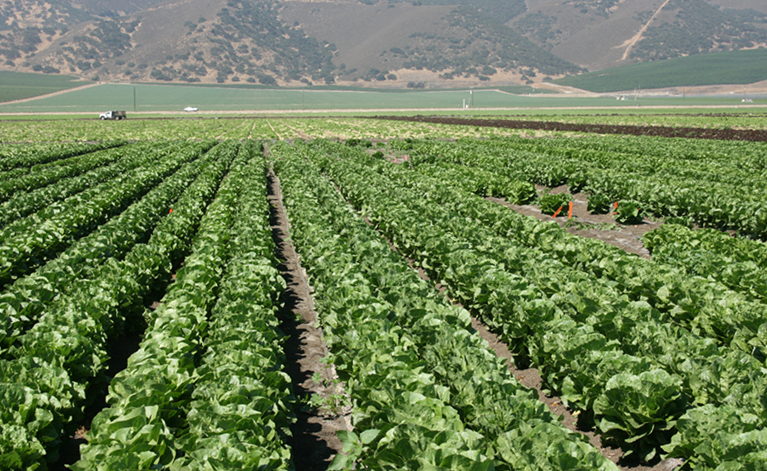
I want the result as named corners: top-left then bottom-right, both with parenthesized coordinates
top-left (390, 136), bottom-right (767, 238)
top-left (6, 134), bottom-right (765, 469)
top-left (0, 140), bottom-right (216, 348)
top-left (386, 139), bottom-right (767, 311)
top-left (0, 141), bottom-right (168, 229)
top-left (73, 141), bottom-right (291, 470)
top-left (311, 138), bottom-right (766, 468)
top-left (644, 224), bottom-right (767, 305)
top-left (271, 141), bottom-right (618, 470)
top-left (0, 141), bottom-right (292, 470)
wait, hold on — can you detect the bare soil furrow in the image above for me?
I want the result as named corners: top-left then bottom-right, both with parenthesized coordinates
top-left (266, 168), bottom-right (347, 471)
top-left (370, 115), bottom-right (767, 141)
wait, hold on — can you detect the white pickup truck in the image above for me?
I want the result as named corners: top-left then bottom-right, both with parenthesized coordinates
top-left (99, 110), bottom-right (126, 120)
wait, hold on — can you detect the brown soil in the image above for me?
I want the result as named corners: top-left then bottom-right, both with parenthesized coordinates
top-left (370, 115), bottom-right (767, 142)
top-left (266, 168), bottom-right (349, 470)
top-left (490, 184), bottom-right (660, 259)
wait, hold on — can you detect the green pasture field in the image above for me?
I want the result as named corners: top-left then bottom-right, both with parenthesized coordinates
top-left (0, 71), bottom-right (90, 102)
top-left (554, 48), bottom-right (767, 93)
top-left (146, 82), bottom-right (543, 95)
top-left (0, 82), bottom-right (763, 115)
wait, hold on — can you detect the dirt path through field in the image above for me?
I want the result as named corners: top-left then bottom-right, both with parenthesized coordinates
top-left (489, 185), bottom-right (660, 259)
top-left (1, 82), bottom-right (99, 105)
top-left (619, 0), bottom-right (672, 60)
top-left (266, 167), bottom-right (348, 470)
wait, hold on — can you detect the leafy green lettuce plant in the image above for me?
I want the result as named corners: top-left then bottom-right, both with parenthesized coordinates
top-left (539, 193), bottom-right (572, 216)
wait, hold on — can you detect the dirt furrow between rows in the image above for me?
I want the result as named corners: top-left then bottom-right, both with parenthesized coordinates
top-left (266, 168), bottom-right (348, 471)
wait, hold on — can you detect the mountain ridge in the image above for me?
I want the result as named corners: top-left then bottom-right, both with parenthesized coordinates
top-left (0, 0), bottom-right (765, 88)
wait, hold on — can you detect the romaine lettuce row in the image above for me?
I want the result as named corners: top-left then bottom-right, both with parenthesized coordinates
top-left (0, 141), bottom-right (126, 173)
top-left (0, 142), bottom-right (236, 470)
top-left (275, 144), bottom-right (617, 470)
top-left (585, 169), bottom-right (767, 238)
top-left (323, 156), bottom-right (683, 461)
top-left (322, 147), bottom-right (765, 408)
top-left (460, 132), bottom-right (764, 187)
top-left (0, 143), bottom-right (132, 205)
top-left (663, 404), bottom-right (767, 469)
top-left (0, 141), bottom-right (180, 229)
top-left (645, 223), bottom-right (767, 304)
top-left (275, 146), bottom-right (496, 470)
top-left (172, 144), bottom-right (293, 471)
top-left (645, 224), bottom-right (767, 268)
top-left (416, 163), bottom-right (536, 204)
top-left (0, 141), bottom-right (217, 351)
top-left (0, 142), bottom-right (205, 289)
top-left (73, 142), bottom-right (247, 470)
top-left (394, 137), bottom-right (767, 237)
top-left (76, 143), bottom-right (293, 470)
top-left (360, 147), bottom-right (767, 359)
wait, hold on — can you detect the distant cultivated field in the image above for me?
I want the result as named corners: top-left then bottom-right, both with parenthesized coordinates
top-left (555, 49), bottom-right (767, 93)
top-left (0, 82), bottom-right (763, 114)
top-left (0, 71), bottom-right (90, 102)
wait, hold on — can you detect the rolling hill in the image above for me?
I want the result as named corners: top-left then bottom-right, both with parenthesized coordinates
top-left (509, 0), bottom-right (767, 71)
top-left (0, 0), bottom-right (766, 90)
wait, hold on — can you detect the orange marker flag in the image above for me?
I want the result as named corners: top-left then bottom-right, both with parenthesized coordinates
top-left (613, 201), bottom-right (618, 215)
top-left (552, 206), bottom-right (563, 218)
top-left (169, 208), bottom-right (173, 214)
top-left (568, 201), bottom-right (573, 219)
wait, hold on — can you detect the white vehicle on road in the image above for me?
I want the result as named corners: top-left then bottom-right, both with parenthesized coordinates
top-left (100, 110), bottom-right (126, 120)
top-left (184, 106), bottom-right (198, 112)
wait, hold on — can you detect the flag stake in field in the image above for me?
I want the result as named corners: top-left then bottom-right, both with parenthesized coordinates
top-left (169, 208), bottom-right (173, 214)
top-left (613, 201), bottom-right (618, 215)
top-left (568, 201), bottom-right (573, 219)
top-left (552, 206), bottom-right (563, 218)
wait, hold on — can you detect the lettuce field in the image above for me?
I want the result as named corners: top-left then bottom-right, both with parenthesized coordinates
top-left (1, 116), bottom-right (766, 471)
